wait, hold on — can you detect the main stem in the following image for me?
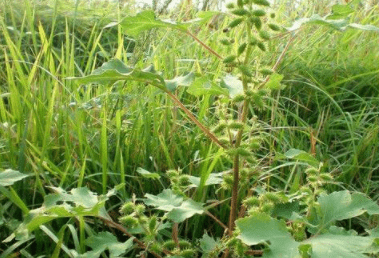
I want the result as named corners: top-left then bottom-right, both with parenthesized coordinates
top-left (227, 21), bottom-right (254, 234)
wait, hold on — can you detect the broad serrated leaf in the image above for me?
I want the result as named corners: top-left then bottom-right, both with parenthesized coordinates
top-left (78, 232), bottom-right (134, 258)
top-left (0, 169), bottom-right (29, 186)
top-left (14, 187), bottom-right (114, 238)
top-left (167, 199), bottom-right (204, 223)
top-left (238, 212), bottom-right (379, 258)
top-left (199, 232), bottom-right (219, 256)
top-left (265, 73), bottom-right (284, 90)
top-left (165, 72), bottom-right (195, 92)
top-left (120, 10), bottom-right (188, 37)
top-left (284, 149), bottom-right (320, 167)
top-left (303, 234), bottom-right (373, 258)
top-left (220, 74), bottom-right (244, 98)
top-left (68, 59), bottom-right (165, 89)
top-left (187, 77), bottom-right (228, 96)
top-left (136, 167), bottom-right (161, 180)
top-left (144, 189), bottom-right (183, 211)
top-left (310, 191), bottom-right (379, 232)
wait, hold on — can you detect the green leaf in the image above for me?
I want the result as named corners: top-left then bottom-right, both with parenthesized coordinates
top-left (327, 4), bottom-right (354, 19)
top-left (199, 232), bottom-right (219, 256)
top-left (265, 73), bottom-right (284, 90)
top-left (14, 187), bottom-right (115, 238)
top-left (188, 172), bottom-right (224, 187)
top-left (220, 74), bottom-right (244, 98)
top-left (144, 189), bottom-right (204, 222)
top-left (287, 14), bottom-right (379, 33)
top-left (165, 72), bottom-right (195, 92)
top-left (144, 189), bottom-right (183, 211)
top-left (237, 212), bottom-right (379, 258)
top-left (310, 191), bottom-right (379, 232)
top-left (284, 149), bottom-right (320, 167)
top-left (187, 77), bottom-right (228, 96)
top-left (347, 23), bottom-right (379, 32)
top-left (167, 199), bottom-right (204, 223)
top-left (136, 167), bottom-right (161, 180)
top-left (0, 169), bottom-right (29, 186)
top-left (68, 59), bottom-right (165, 89)
top-left (236, 213), bottom-right (299, 258)
top-left (120, 10), bottom-right (188, 37)
top-left (78, 232), bottom-right (133, 258)
top-left (303, 234), bottom-right (373, 258)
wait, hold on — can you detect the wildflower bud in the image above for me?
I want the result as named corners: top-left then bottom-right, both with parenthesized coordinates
top-left (220, 38), bottom-right (232, 45)
top-left (236, 147), bottom-right (252, 157)
top-left (233, 94), bottom-right (245, 102)
top-left (244, 196), bottom-right (260, 207)
top-left (250, 17), bottom-right (262, 30)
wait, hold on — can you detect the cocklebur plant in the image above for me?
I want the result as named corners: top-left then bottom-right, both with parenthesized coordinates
top-left (10, 1), bottom-right (376, 258)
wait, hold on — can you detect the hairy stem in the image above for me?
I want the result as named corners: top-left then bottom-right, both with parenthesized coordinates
top-left (166, 91), bottom-right (227, 149)
top-left (185, 30), bottom-right (223, 59)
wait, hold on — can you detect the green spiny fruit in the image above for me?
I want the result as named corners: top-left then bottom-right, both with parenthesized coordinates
top-left (134, 204), bottom-right (146, 215)
top-left (226, 2), bottom-right (235, 9)
top-left (252, 9), bottom-right (266, 16)
top-left (148, 216), bottom-right (157, 233)
top-left (119, 215), bottom-right (138, 227)
top-left (268, 23), bottom-right (281, 31)
top-left (229, 18), bottom-right (244, 28)
top-left (220, 38), bottom-right (232, 45)
top-left (261, 202), bottom-right (274, 213)
top-left (319, 173), bottom-right (333, 182)
top-left (238, 65), bottom-right (253, 76)
top-left (233, 94), bottom-right (245, 103)
top-left (259, 30), bottom-right (270, 40)
top-left (120, 202), bottom-right (135, 215)
top-left (244, 196), bottom-right (260, 207)
top-left (228, 122), bottom-right (245, 130)
top-left (237, 0), bottom-right (244, 7)
top-left (213, 122), bottom-right (227, 133)
top-left (237, 43), bottom-right (247, 55)
top-left (179, 240), bottom-right (191, 248)
top-left (236, 147), bottom-right (252, 157)
top-left (257, 42), bottom-right (266, 51)
top-left (260, 68), bottom-right (274, 75)
top-left (250, 17), bottom-right (262, 30)
top-left (252, 0), bottom-right (270, 6)
top-left (163, 240), bottom-right (176, 250)
top-left (305, 167), bottom-right (319, 176)
top-left (223, 55), bottom-right (237, 63)
top-left (232, 8), bottom-right (249, 16)
top-left (180, 248), bottom-right (197, 258)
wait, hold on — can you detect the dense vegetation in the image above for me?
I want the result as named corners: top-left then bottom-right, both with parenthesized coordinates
top-left (1, 0), bottom-right (379, 257)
